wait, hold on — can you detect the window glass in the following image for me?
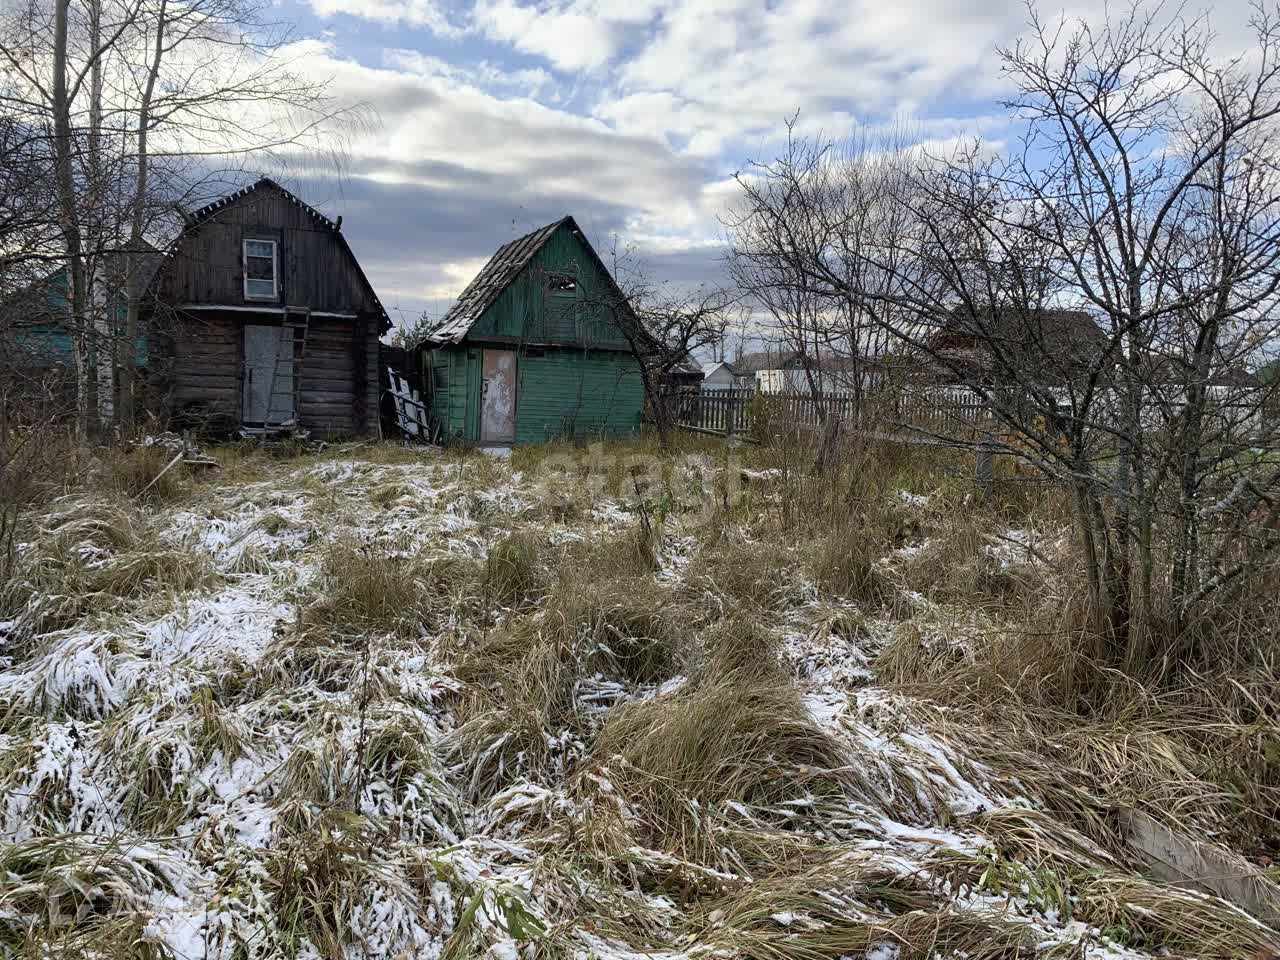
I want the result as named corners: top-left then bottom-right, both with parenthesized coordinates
top-left (244, 240), bottom-right (276, 298)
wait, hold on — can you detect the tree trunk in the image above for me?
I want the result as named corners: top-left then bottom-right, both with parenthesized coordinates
top-left (52, 0), bottom-right (91, 439)
top-left (88, 0), bottom-right (112, 430)
top-left (120, 0), bottom-right (167, 429)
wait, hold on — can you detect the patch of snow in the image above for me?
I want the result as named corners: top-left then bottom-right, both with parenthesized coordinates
top-left (897, 490), bottom-right (929, 508)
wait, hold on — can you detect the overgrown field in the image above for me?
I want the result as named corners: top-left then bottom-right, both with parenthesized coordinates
top-left (1, 435), bottom-right (1278, 959)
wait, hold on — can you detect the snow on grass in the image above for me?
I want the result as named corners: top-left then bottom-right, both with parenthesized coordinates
top-left (1, 443), bottom-right (1268, 960)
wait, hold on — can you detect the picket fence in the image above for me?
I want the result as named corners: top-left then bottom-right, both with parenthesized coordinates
top-left (662, 387), bottom-right (990, 441)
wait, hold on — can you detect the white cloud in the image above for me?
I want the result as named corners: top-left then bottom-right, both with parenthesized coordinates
top-left (306, 0), bottom-right (462, 33)
top-left (274, 43), bottom-right (721, 308)
top-left (470, 0), bottom-right (672, 71)
top-left (382, 49), bottom-right (555, 97)
top-left (271, 0), bottom-right (1276, 313)
top-left (471, 0), bottom-right (618, 71)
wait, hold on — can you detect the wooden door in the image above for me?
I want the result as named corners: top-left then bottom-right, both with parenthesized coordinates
top-left (480, 349), bottom-right (517, 444)
top-left (242, 324), bottom-right (295, 426)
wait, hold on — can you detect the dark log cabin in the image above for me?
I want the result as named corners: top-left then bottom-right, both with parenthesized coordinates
top-left (148, 178), bottom-right (390, 437)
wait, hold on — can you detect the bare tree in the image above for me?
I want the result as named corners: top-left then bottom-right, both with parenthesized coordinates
top-left (587, 242), bottom-right (735, 446)
top-left (728, 121), bottom-right (932, 465)
top-left (729, 1), bottom-right (1280, 666)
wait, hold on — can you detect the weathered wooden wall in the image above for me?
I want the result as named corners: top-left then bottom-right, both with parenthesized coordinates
top-left (423, 222), bottom-right (646, 445)
top-left (465, 225), bottom-right (632, 350)
top-left (167, 312), bottom-right (378, 437)
top-left (427, 344), bottom-right (642, 444)
top-left (158, 190), bottom-right (383, 316)
top-left (169, 314), bottom-right (239, 425)
top-left (148, 182), bottom-right (386, 437)
top-left (515, 349), bottom-right (642, 443)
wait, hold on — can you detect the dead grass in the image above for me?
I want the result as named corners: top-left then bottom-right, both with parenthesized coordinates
top-left (0, 834), bottom-right (176, 958)
top-left (104, 686), bottom-right (252, 832)
top-left (811, 527), bottom-right (894, 606)
top-left (483, 530), bottom-right (548, 608)
top-left (299, 541), bottom-right (482, 640)
top-left (562, 520), bottom-right (659, 579)
top-left (686, 533), bottom-right (806, 609)
top-left (446, 573), bottom-right (690, 799)
top-left (97, 444), bottom-right (189, 503)
top-left (266, 809), bottom-right (411, 959)
top-left (6, 431), bottom-right (1280, 959)
top-left (694, 845), bottom-right (1050, 959)
top-left (700, 615), bottom-right (784, 680)
top-left (272, 703), bottom-right (461, 843)
top-left (898, 516), bottom-right (1025, 602)
top-left (1, 499), bottom-right (220, 644)
top-left (588, 668), bottom-right (849, 860)
top-left (1074, 874), bottom-right (1280, 957)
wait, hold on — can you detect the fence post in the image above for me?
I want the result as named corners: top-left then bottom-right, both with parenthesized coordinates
top-left (975, 444), bottom-right (994, 499)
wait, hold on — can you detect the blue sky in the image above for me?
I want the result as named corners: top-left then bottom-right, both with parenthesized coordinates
top-left (250, 0), bottom-right (1238, 330)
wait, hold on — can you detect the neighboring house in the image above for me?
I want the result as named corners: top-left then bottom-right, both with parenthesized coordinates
top-left (927, 306), bottom-right (1108, 388)
top-left (420, 216), bottom-right (645, 445)
top-left (735, 350), bottom-right (812, 393)
top-left (700, 361), bottom-right (738, 391)
top-left (1138, 355), bottom-right (1268, 435)
top-left (665, 357), bottom-right (705, 390)
top-left (4, 244), bottom-right (159, 372)
top-left (147, 178), bottom-right (389, 437)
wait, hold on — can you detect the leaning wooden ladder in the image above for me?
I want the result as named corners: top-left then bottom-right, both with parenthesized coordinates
top-left (264, 307), bottom-right (311, 429)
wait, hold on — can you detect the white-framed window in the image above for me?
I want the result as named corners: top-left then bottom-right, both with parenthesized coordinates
top-left (243, 239), bottom-right (278, 300)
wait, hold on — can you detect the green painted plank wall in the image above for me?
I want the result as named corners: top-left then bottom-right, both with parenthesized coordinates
top-left (514, 349), bottom-right (643, 443)
top-left (465, 223), bottom-right (631, 351)
top-left (428, 344), bottom-right (643, 444)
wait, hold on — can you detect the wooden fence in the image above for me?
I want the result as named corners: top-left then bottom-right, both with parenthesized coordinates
top-left (661, 387), bottom-right (991, 442)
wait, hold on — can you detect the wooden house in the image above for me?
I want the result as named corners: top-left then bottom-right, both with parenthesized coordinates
top-left (700, 361), bottom-right (738, 391)
top-left (148, 178), bottom-right (389, 437)
top-left (3, 246), bottom-right (158, 372)
top-left (2, 246), bottom-right (159, 421)
top-left (927, 306), bottom-right (1107, 388)
top-left (421, 217), bottom-right (644, 445)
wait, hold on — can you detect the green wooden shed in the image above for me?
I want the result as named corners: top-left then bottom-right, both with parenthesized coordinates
top-left (421, 216), bottom-right (645, 445)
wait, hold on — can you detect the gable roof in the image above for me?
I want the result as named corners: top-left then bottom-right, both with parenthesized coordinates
top-left (734, 349), bottom-right (808, 374)
top-left (5, 240), bottom-right (165, 329)
top-left (702, 360), bottom-right (737, 378)
top-left (938, 306), bottom-right (1107, 354)
top-left (162, 177), bottom-right (390, 332)
top-left (425, 216), bottom-right (635, 346)
top-left (101, 239), bottom-right (163, 295)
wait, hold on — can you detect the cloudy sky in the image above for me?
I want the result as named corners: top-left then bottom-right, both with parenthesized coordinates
top-left (259, 0), bottom-right (1235, 329)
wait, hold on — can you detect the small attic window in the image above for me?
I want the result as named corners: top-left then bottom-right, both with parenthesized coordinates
top-left (243, 239), bottom-right (278, 300)
top-left (547, 272), bottom-right (577, 296)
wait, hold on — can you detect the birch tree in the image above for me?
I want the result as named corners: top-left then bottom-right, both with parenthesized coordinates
top-left (2, 0), bottom-right (358, 432)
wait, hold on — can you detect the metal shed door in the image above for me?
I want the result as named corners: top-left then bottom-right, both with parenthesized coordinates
top-left (480, 349), bottom-right (516, 444)
top-left (242, 324), bottom-right (295, 426)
